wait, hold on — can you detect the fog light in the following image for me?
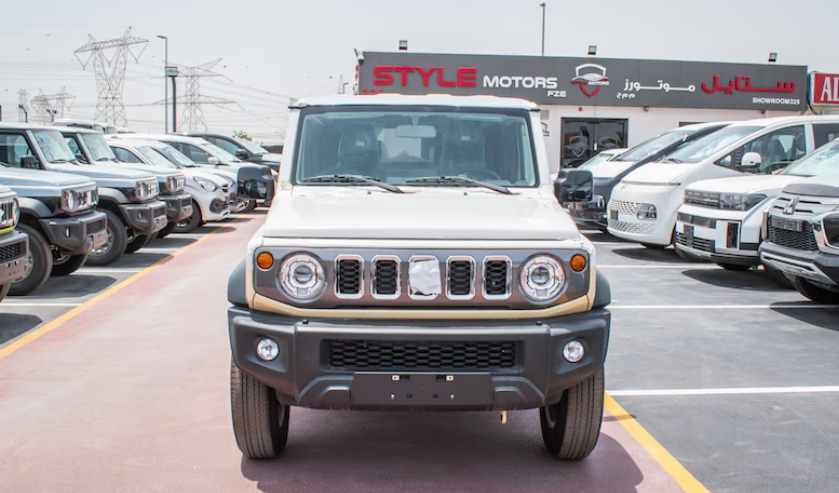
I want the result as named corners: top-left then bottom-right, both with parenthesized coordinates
top-left (256, 338), bottom-right (279, 361)
top-left (563, 340), bottom-right (585, 363)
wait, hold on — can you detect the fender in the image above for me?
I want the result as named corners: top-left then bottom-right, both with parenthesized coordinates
top-left (97, 187), bottom-right (131, 204)
top-left (592, 270), bottom-right (611, 310)
top-left (17, 197), bottom-right (53, 219)
top-left (228, 260), bottom-right (248, 308)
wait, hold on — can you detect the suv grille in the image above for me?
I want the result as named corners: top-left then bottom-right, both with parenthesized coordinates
top-left (373, 258), bottom-right (400, 297)
top-left (447, 259), bottom-right (474, 297)
top-left (768, 223), bottom-right (818, 251)
top-left (86, 218), bottom-right (106, 235)
top-left (0, 241), bottom-right (23, 262)
top-left (326, 340), bottom-right (518, 371)
top-left (336, 257), bottom-right (362, 297)
top-left (675, 232), bottom-right (715, 253)
top-left (484, 259), bottom-right (510, 296)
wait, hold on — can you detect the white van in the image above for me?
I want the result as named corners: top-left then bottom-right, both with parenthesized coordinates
top-left (607, 116), bottom-right (839, 248)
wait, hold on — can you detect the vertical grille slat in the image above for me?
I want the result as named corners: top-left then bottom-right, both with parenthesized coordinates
top-left (373, 257), bottom-right (400, 298)
top-left (336, 257), bottom-right (362, 298)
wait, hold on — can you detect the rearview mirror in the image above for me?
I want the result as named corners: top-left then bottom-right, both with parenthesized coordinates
top-left (554, 169), bottom-right (593, 203)
top-left (21, 156), bottom-right (40, 169)
top-left (207, 157), bottom-right (220, 166)
top-left (395, 125), bottom-right (436, 139)
top-left (235, 149), bottom-right (249, 160)
top-left (740, 152), bottom-right (761, 168)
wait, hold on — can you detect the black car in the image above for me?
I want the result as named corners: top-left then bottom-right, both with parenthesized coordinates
top-left (188, 133), bottom-right (282, 172)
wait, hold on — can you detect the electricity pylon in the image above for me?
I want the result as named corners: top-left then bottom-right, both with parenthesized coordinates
top-left (30, 87), bottom-right (76, 124)
top-left (175, 59), bottom-right (234, 133)
top-left (75, 27), bottom-right (147, 127)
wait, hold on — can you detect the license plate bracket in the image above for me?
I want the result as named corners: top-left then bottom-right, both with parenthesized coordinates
top-left (771, 216), bottom-right (803, 232)
top-left (352, 372), bottom-right (492, 406)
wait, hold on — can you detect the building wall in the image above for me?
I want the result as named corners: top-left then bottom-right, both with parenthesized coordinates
top-left (539, 105), bottom-right (804, 173)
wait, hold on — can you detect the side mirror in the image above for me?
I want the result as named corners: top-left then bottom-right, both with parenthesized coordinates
top-left (21, 156), bottom-right (41, 169)
top-left (554, 169), bottom-right (594, 203)
top-left (235, 149), bottom-right (249, 160)
top-left (207, 157), bottom-right (220, 166)
top-left (740, 152), bottom-right (761, 168)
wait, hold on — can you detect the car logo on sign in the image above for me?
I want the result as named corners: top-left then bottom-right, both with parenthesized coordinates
top-left (783, 198), bottom-right (798, 215)
top-left (571, 63), bottom-right (610, 97)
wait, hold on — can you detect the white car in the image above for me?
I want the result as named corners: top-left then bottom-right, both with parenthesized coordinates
top-left (550, 149), bottom-right (626, 184)
top-left (676, 139), bottom-right (839, 270)
top-left (106, 138), bottom-right (233, 232)
top-left (608, 115), bottom-right (839, 248)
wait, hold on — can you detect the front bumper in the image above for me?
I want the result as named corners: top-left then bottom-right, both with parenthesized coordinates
top-left (162, 192), bottom-right (193, 222)
top-left (229, 308), bottom-right (610, 411)
top-left (675, 209), bottom-right (760, 265)
top-left (0, 230), bottom-right (29, 285)
top-left (38, 210), bottom-right (108, 255)
top-left (565, 202), bottom-right (608, 229)
top-left (118, 200), bottom-right (167, 235)
top-left (760, 242), bottom-right (839, 287)
top-left (229, 197), bottom-right (247, 214)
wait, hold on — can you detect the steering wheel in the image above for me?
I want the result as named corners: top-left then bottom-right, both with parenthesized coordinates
top-left (453, 168), bottom-right (502, 181)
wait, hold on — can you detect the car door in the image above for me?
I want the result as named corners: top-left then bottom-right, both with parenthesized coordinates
top-left (0, 132), bottom-right (38, 168)
top-left (717, 125), bottom-right (807, 175)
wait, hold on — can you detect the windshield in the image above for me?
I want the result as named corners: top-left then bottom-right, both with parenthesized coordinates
top-left (578, 151), bottom-right (619, 170)
top-left (614, 130), bottom-right (694, 163)
top-left (80, 133), bottom-right (117, 162)
top-left (137, 146), bottom-right (178, 168)
top-left (662, 125), bottom-right (762, 164)
top-left (294, 108), bottom-right (537, 187)
top-left (234, 137), bottom-right (269, 154)
top-left (159, 145), bottom-right (196, 167)
top-left (203, 141), bottom-right (242, 163)
top-left (782, 140), bottom-right (839, 177)
top-left (33, 130), bottom-right (77, 163)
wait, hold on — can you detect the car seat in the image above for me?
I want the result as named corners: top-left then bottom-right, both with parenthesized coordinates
top-left (334, 124), bottom-right (380, 177)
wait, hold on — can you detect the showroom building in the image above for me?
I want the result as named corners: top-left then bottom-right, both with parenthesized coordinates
top-left (355, 51), bottom-right (811, 170)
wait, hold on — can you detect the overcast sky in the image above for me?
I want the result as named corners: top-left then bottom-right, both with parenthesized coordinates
top-left (1, 0), bottom-right (837, 144)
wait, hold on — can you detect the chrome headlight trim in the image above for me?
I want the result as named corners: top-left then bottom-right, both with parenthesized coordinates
top-left (279, 253), bottom-right (326, 302)
top-left (519, 255), bottom-right (566, 302)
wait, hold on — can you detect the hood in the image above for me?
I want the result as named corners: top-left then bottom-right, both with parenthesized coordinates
top-left (0, 166), bottom-right (95, 188)
top-left (261, 187), bottom-right (581, 241)
top-left (50, 163), bottom-right (154, 187)
top-left (589, 160), bottom-right (636, 179)
top-left (184, 169), bottom-right (229, 187)
top-left (97, 161), bottom-right (181, 178)
top-left (622, 162), bottom-right (696, 185)
top-left (688, 175), bottom-right (805, 195)
top-left (256, 153), bottom-right (282, 163)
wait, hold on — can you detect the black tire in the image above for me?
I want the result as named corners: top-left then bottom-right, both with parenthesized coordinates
top-left (230, 360), bottom-right (290, 459)
top-left (0, 283), bottom-right (10, 303)
top-left (765, 265), bottom-right (794, 290)
top-left (86, 209), bottom-right (127, 267)
top-left (243, 200), bottom-right (257, 213)
top-left (791, 277), bottom-right (839, 303)
top-left (175, 202), bottom-right (202, 234)
top-left (157, 220), bottom-right (177, 239)
top-left (124, 234), bottom-right (153, 254)
top-left (51, 254), bottom-right (88, 276)
top-left (715, 263), bottom-right (752, 271)
top-left (641, 243), bottom-right (666, 250)
top-left (540, 368), bottom-right (604, 460)
top-left (10, 223), bottom-right (53, 296)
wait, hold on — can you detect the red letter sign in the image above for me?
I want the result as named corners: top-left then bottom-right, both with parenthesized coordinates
top-left (812, 73), bottom-right (839, 105)
top-left (373, 66), bottom-right (393, 86)
top-left (457, 67), bottom-right (477, 87)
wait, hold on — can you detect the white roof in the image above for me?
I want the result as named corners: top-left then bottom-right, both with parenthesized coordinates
top-left (53, 118), bottom-right (107, 126)
top-left (727, 114), bottom-right (839, 129)
top-left (294, 94), bottom-right (539, 110)
top-left (109, 133), bottom-right (209, 145)
top-left (0, 122), bottom-right (65, 131)
top-left (106, 137), bottom-right (164, 148)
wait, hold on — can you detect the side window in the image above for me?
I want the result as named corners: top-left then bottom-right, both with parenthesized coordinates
top-left (720, 125), bottom-right (806, 174)
top-left (112, 147), bottom-right (143, 163)
top-left (182, 144), bottom-right (212, 163)
top-left (813, 123), bottom-right (839, 147)
top-left (208, 137), bottom-right (241, 155)
top-left (64, 137), bottom-right (87, 163)
top-left (0, 133), bottom-right (36, 168)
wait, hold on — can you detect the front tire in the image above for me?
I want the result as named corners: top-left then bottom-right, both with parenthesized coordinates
top-left (10, 224), bottom-right (53, 296)
top-left (157, 220), bottom-right (177, 239)
top-left (230, 360), bottom-right (290, 459)
top-left (791, 277), bottom-right (839, 303)
top-left (540, 368), bottom-right (604, 460)
top-left (51, 254), bottom-right (88, 276)
top-left (124, 234), bottom-right (153, 254)
top-left (86, 209), bottom-right (127, 267)
top-left (243, 200), bottom-right (257, 213)
top-left (175, 201), bottom-right (202, 234)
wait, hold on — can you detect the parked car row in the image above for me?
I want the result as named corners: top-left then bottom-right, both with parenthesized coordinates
top-left (0, 122), bottom-right (277, 300)
top-left (557, 115), bottom-right (839, 302)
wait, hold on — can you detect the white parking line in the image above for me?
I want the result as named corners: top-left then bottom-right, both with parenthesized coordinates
top-left (78, 268), bottom-right (145, 274)
top-left (592, 242), bottom-right (628, 245)
top-left (610, 304), bottom-right (836, 309)
top-left (608, 386), bottom-right (839, 396)
top-left (599, 264), bottom-right (720, 269)
top-left (138, 247), bottom-right (181, 254)
top-left (1, 303), bottom-right (83, 307)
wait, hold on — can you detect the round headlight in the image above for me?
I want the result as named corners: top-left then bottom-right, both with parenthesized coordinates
top-left (519, 256), bottom-right (565, 301)
top-left (280, 254), bottom-right (326, 301)
top-left (62, 189), bottom-right (79, 212)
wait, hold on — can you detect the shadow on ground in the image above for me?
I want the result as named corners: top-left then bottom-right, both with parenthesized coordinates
top-left (771, 305), bottom-right (839, 331)
top-left (0, 314), bottom-right (43, 346)
top-left (14, 275), bottom-right (117, 299)
top-left (682, 269), bottom-right (789, 292)
top-left (610, 246), bottom-right (690, 264)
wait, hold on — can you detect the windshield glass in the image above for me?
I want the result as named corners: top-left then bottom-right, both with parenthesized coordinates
top-left (663, 125), bottom-right (762, 164)
top-left (294, 108), bottom-right (537, 187)
top-left (33, 130), bottom-right (77, 163)
top-left (159, 145), bottom-right (196, 167)
top-left (615, 130), bottom-right (694, 163)
top-left (782, 140), bottom-right (839, 177)
top-left (578, 151), bottom-right (619, 170)
top-left (137, 146), bottom-right (178, 168)
top-left (80, 133), bottom-right (117, 161)
top-left (234, 137), bottom-right (269, 154)
top-left (202, 141), bottom-right (242, 163)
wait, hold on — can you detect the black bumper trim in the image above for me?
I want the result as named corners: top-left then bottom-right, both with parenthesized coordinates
top-left (228, 308), bottom-right (610, 411)
top-left (161, 192), bottom-right (193, 221)
top-left (119, 200), bottom-right (168, 235)
top-left (0, 230), bottom-right (29, 284)
top-left (38, 210), bottom-right (108, 255)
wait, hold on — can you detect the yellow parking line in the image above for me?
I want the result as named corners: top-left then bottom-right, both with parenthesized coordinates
top-left (0, 221), bottom-right (236, 361)
top-left (604, 393), bottom-right (711, 493)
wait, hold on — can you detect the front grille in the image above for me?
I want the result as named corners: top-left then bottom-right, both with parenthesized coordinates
top-left (685, 191), bottom-right (721, 208)
top-left (484, 259), bottom-right (510, 297)
top-left (676, 232), bottom-right (714, 253)
top-left (678, 212), bottom-right (716, 229)
top-left (336, 257), bottom-right (362, 298)
top-left (608, 219), bottom-right (656, 235)
top-left (373, 258), bottom-right (400, 297)
top-left (768, 224), bottom-right (817, 251)
top-left (568, 208), bottom-right (606, 221)
top-left (86, 219), bottom-right (106, 235)
top-left (447, 259), bottom-right (474, 297)
top-left (609, 200), bottom-right (639, 216)
top-left (0, 241), bottom-right (23, 262)
top-left (326, 340), bottom-right (518, 371)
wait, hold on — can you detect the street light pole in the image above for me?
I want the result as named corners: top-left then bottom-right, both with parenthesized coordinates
top-left (540, 3), bottom-right (546, 56)
top-left (157, 35), bottom-right (168, 134)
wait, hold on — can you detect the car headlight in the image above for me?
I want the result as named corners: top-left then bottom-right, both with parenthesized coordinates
top-left (519, 255), bottom-right (565, 302)
top-left (194, 176), bottom-right (218, 192)
top-left (822, 213), bottom-right (839, 248)
top-left (13, 198), bottom-right (20, 226)
top-left (280, 254), bottom-right (326, 301)
top-left (135, 179), bottom-right (159, 201)
top-left (0, 198), bottom-right (19, 228)
top-left (166, 176), bottom-right (185, 193)
top-left (637, 203), bottom-right (657, 219)
top-left (719, 193), bottom-right (767, 211)
top-left (61, 189), bottom-right (80, 213)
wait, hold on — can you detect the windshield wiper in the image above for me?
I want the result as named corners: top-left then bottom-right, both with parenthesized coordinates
top-left (304, 174), bottom-right (404, 193)
top-left (660, 157), bottom-right (683, 164)
top-left (405, 176), bottom-right (513, 195)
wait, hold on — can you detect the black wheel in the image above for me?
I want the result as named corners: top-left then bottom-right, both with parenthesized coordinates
top-left (791, 277), bottom-right (839, 303)
top-left (641, 243), bottom-right (666, 250)
top-left (230, 360), bottom-right (290, 459)
top-left (157, 220), bottom-right (177, 239)
top-left (765, 265), bottom-right (794, 289)
top-left (124, 234), bottom-right (153, 254)
top-left (51, 254), bottom-right (88, 276)
top-left (243, 200), bottom-right (257, 213)
top-left (86, 209), bottom-right (127, 267)
top-left (540, 368), bottom-right (604, 460)
top-left (175, 201), bottom-right (202, 233)
top-left (10, 223), bottom-right (53, 296)
top-left (0, 283), bottom-right (10, 303)
top-left (715, 263), bottom-right (752, 271)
